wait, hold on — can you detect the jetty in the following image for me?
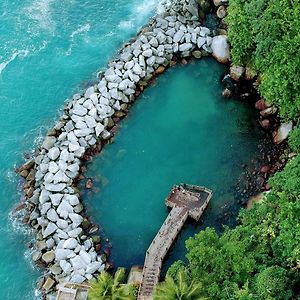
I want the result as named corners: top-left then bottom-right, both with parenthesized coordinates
top-left (138, 184), bottom-right (212, 300)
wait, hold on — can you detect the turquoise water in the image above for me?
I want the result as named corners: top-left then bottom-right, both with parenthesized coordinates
top-left (0, 0), bottom-right (157, 298)
top-left (82, 59), bottom-right (264, 270)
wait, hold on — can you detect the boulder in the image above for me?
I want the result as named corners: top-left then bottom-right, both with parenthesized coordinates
top-left (55, 249), bottom-right (74, 261)
top-left (42, 136), bottom-right (56, 151)
top-left (57, 200), bottom-right (74, 219)
top-left (47, 209), bottom-right (59, 222)
top-left (260, 106), bottom-right (277, 117)
top-left (49, 193), bottom-right (63, 206)
top-left (69, 213), bottom-right (83, 229)
top-left (211, 35), bottom-right (230, 63)
top-left (68, 228), bottom-right (83, 238)
top-left (48, 147), bottom-right (60, 161)
top-left (42, 251), bottom-right (55, 263)
top-left (32, 251), bottom-right (42, 262)
top-left (63, 238), bottom-right (78, 249)
top-left (273, 121), bottom-right (293, 144)
top-left (44, 183), bottom-right (66, 192)
top-left (86, 261), bottom-right (102, 274)
top-left (43, 222), bottom-right (58, 238)
top-left (60, 260), bottom-right (72, 274)
top-left (230, 65), bottom-right (245, 81)
top-left (179, 43), bottom-right (193, 52)
top-left (217, 5), bottom-right (227, 18)
top-left (42, 277), bottom-right (55, 291)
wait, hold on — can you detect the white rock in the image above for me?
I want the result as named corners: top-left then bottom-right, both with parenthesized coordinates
top-left (49, 193), bottom-right (63, 206)
top-left (142, 49), bottom-right (153, 58)
top-left (173, 30), bottom-right (184, 43)
top-left (72, 104), bottom-right (87, 116)
top-left (274, 121), bottom-right (293, 144)
top-left (40, 202), bottom-right (51, 215)
top-left (60, 260), bottom-right (72, 274)
top-left (57, 200), bottom-right (74, 219)
top-left (42, 136), bottom-right (56, 150)
top-left (43, 222), bottom-right (57, 238)
top-left (60, 149), bottom-right (71, 162)
top-left (48, 147), bottom-right (60, 161)
top-left (39, 189), bottom-right (50, 204)
top-left (70, 274), bottom-right (85, 284)
top-left (86, 262), bottom-right (102, 274)
top-left (57, 219), bottom-right (69, 229)
top-left (49, 161), bottom-right (59, 174)
top-left (85, 86), bottom-right (95, 98)
top-left (47, 208), bottom-right (59, 222)
top-left (74, 128), bottom-right (93, 137)
top-left (179, 43), bottom-right (193, 52)
top-left (197, 37), bottom-right (206, 48)
top-left (84, 115), bottom-right (97, 128)
top-left (55, 249), bottom-right (74, 261)
top-left (68, 228), bottom-right (82, 238)
top-left (63, 238), bottom-right (78, 249)
top-left (79, 250), bottom-right (91, 265)
top-left (69, 213), bottom-right (83, 229)
top-left (53, 170), bottom-right (70, 183)
top-left (70, 255), bottom-right (87, 270)
top-left (211, 35), bottom-right (230, 63)
top-left (95, 123), bottom-right (104, 137)
top-left (64, 194), bottom-right (80, 206)
top-left (45, 183), bottom-right (66, 192)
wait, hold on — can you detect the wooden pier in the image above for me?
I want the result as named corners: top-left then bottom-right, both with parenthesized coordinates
top-left (138, 184), bottom-right (212, 300)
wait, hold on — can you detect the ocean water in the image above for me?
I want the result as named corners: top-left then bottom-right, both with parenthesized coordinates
top-left (82, 59), bottom-right (265, 270)
top-left (0, 0), bottom-right (158, 298)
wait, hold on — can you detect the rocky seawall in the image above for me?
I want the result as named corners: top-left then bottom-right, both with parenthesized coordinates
top-left (16, 0), bottom-right (230, 295)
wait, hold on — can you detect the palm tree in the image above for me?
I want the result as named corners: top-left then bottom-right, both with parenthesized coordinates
top-left (88, 268), bottom-right (136, 300)
top-left (153, 270), bottom-right (207, 300)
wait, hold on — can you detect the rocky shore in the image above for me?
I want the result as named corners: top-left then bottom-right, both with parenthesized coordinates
top-left (16, 0), bottom-right (233, 296)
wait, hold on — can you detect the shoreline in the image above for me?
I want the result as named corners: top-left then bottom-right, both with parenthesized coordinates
top-left (13, 0), bottom-right (290, 298)
top-left (15, 0), bottom-right (227, 296)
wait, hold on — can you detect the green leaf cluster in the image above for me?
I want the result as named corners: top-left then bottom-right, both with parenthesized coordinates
top-left (226, 0), bottom-right (300, 120)
top-left (88, 268), bottom-right (136, 300)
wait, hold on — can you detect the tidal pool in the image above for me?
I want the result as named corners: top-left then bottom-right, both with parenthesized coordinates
top-left (83, 58), bottom-right (264, 270)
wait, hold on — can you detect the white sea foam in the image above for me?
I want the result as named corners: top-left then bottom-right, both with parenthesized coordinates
top-left (118, 0), bottom-right (163, 31)
top-left (24, 0), bottom-right (55, 31)
top-left (0, 50), bottom-right (29, 74)
top-left (66, 23), bottom-right (91, 56)
top-left (70, 23), bottom-right (91, 39)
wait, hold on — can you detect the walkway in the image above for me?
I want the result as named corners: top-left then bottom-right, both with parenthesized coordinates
top-left (138, 184), bottom-right (212, 300)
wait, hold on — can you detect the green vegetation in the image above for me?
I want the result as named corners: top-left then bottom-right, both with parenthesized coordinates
top-left (88, 268), bottom-right (136, 300)
top-left (153, 270), bottom-right (207, 300)
top-left (163, 0), bottom-right (300, 299)
top-left (226, 0), bottom-right (300, 120)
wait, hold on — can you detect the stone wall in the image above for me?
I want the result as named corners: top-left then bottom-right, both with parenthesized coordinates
top-left (18, 0), bottom-right (217, 294)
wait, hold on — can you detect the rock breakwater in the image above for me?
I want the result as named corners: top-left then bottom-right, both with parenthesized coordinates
top-left (16, 0), bottom-right (223, 294)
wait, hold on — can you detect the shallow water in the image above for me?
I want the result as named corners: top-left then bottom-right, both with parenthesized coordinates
top-left (82, 59), bottom-right (264, 270)
top-left (0, 0), bottom-right (157, 298)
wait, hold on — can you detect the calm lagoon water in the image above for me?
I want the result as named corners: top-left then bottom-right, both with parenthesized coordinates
top-left (82, 59), bottom-right (264, 270)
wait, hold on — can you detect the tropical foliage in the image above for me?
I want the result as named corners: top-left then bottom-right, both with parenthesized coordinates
top-left (153, 270), bottom-right (207, 300)
top-left (226, 0), bottom-right (300, 120)
top-left (88, 268), bottom-right (136, 300)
